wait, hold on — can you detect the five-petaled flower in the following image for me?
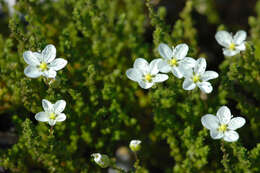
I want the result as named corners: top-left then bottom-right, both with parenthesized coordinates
top-left (91, 153), bottom-right (110, 168)
top-left (158, 43), bottom-right (196, 78)
top-left (35, 99), bottom-right (67, 126)
top-left (215, 30), bottom-right (247, 57)
top-left (126, 58), bottom-right (169, 89)
top-left (201, 106), bottom-right (246, 142)
top-left (23, 44), bottom-right (68, 79)
top-left (182, 58), bottom-right (219, 93)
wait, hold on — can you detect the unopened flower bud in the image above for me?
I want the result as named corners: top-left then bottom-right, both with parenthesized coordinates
top-left (91, 153), bottom-right (110, 168)
top-left (129, 140), bottom-right (141, 152)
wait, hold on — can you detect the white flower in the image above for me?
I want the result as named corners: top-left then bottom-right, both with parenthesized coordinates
top-left (129, 140), bottom-right (141, 152)
top-left (35, 99), bottom-right (66, 126)
top-left (157, 43), bottom-right (196, 78)
top-left (182, 58), bottom-right (218, 94)
top-left (23, 44), bottom-right (67, 79)
top-left (91, 153), bottom-right (110, 168)
top-left (215, 30), bottom-right (247, 57)
top-left (126, 58), bottom-right (169, 89)
top-left (201, 106), bottom-right (246, 142)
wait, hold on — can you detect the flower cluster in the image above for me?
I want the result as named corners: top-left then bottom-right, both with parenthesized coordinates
top-left (21, 29), bottom-right (248, 172)
top-left (23, 45), bottom-right (68, 127)
top-left (126, 43), bottom-right (219, 94)
top-left (126, 30), bottom-right (247, 142)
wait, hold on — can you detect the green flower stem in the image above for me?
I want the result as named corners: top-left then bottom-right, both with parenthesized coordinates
top-left (220, 140), bottom-right (231, 173)
top-left (133, 152), bottom-right (141, 172)
top-left (43, 77), bottom-right (55, 87)
top-left (49, 126), bottom-right (54, 136)
top-left (111, 165), bottom-right (127, 173)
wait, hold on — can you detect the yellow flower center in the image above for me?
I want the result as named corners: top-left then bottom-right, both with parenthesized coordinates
top-left (192, 75), bottom-right (200, 83)
top-left (218, 124), bottom-right (227, 132)
top-left (145, 74), bottom-right (153, 83)
top-left (39, 62), bottom-right (48, 71)
top-left (168, 58), bottom-right (178, 67)
top-left (229, 43), bottom-right (236, 50)
top-left (49, 112), bottom-right (56, 120)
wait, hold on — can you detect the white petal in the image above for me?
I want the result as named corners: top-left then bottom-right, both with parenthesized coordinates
top-left (236, 43), bottom-right (246, 51)
top-left (153, 74), bottom-right (168, 83)
top-left (182, 78), bottom-right (196, 90)
top-left (172, 44), bottom-right (189, 60)
top-left (216, 106), bottom-right (232, 124)
top-left (42, 44), bottom-right (56, 63)
top-left (48, 58), bottom-right (67, 71)
top-left (42, 99), bottom-right (54, 112)
top-left (215, 31), bottom-right (232, 47)
top-left (48, 119), bottom-right (56, 126)
top-left (201, 71), bottom-right (219, 81)
top-left (24, 65), bottom-right (42, 78)
top-left (172, 67), bottom-right (183, 78)
top-left (194, 58), bottom-right (207, 75)
top-left (198, 82), bottom-right (213, 93)
top-left (158, 60), bottom-right (171, 73)
top-left (182, 68), bottom-right (193, 78)
top-left (201, 114), bottom-right (219, 130)
top-left (233, 30), bottom-right (247, 45)
top-left (210, 129), bottom-right (224, 139)
top-left (180, 57), bottom-right (196, 68)
top-left (223, 48), bottom-right (240, 57)
top-left (23, 51), bottom-right (40, 66)
top-left (33, 52), bottom-right (43, 62)
top-left (54, 100), bottom-right (66, 114)
top-left (56, 113), bottom-right (66, 122)
top-left (228, 117), bottom-right (246, 130)
top-left (223, 130), bottom-right (239, 142)
top-left (138, 81), bottom-right (154, 89)
top-left (35, 112), bottom-right (49, 122)
top-left (126, 68), bottom-right (142, 82)
top-left (149, 59), bottom-right (161, 75)
top-left (43, 69), bottom-right (57, 79)
top-left (133, 58), bottom-right (149, 74)
top-left (158, 43), bottom-right (172, 59)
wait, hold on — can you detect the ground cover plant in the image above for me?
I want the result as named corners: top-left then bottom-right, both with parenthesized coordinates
top-left (0, 0), bottom-right (259, 172)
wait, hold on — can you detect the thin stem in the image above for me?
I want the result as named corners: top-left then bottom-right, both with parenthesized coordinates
top-left (134, 152), bottom-right (138, 161)
top-left (48, 126), bottom-right (55, 152)
top-left (111, 165), bottom-right (127, 173)
top-left (43, 77), bottom-right (55, 87)
top-left (133, 152), bottom-right (140, 171)
top-left (220, 140), bottom-right (231, 173)
top-left (49, 126), bottom-right (54, 136)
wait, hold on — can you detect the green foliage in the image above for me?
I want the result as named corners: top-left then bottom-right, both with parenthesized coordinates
top-left (0, 0), bottom-right (259, 172)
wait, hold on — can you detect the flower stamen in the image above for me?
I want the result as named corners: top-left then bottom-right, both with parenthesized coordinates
top-left (192, 75), bottom-right (200, 83)
top-left (168, 58), bottom-right (178, 67)
top-left (144, 74), bottom-right (153, 83)
top-left (39, 62), bottom-right (48, 71)
top-left (218, 124), bottom-right (227, 132)
top-left (229, 43), bottom-right (236, 50)
top-left (49, 112), bottom-right (56, 120)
